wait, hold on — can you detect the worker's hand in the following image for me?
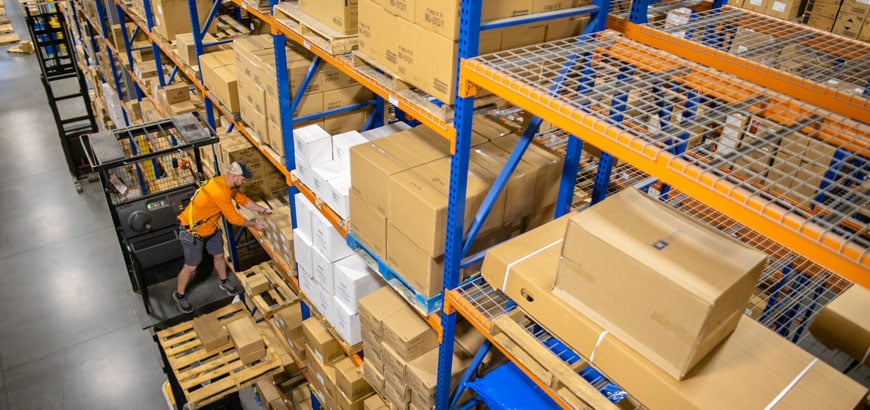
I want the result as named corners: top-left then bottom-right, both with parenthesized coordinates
top-left (253, 220), bottom-right (266, 231)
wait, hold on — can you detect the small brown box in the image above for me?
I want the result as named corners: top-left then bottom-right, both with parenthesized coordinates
top-left (381, 308), bottom-right (438, 362)
top-left (226, 316), bottom-right (266, 364)
top-left (193, 314), bottom-right (228, 352)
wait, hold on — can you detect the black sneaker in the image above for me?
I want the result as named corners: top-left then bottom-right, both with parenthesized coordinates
top-left (219, 281), bottom-right (239, 296)
top-left (173, 292), bottom-right (194, 313)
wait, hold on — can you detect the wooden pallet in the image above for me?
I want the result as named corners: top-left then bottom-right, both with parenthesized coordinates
top-left (156, 303), bottom-right (282, 409)
top-left (273, 2), bottom-right (357, 55)
top-left (237, 261), bottom-right (299, 319)
top-left (351, 50), bottom-right (500, 123)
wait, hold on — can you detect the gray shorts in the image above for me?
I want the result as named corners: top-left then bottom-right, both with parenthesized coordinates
top-left (179, 229), bottom-right (224, 266)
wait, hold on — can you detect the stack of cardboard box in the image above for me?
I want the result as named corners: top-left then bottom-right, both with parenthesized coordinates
top-left (304, 318), bottom-right (375, 408)
top-left (294, 189), bottom-right (386, 346)
top-left (214, 130), bottom-right (288, 198)
top-left (200, 49), bottom-right (239, 113)
top-left (272, 302), bottom-right (306, 359)
top-left (231, 35), bottom-right (371, 160)
top-left (349, 118), bottom-right (563, 298)
top-left (480, 189), bottom-right (868, 408)
top-left (227, 316), bottom-right (267, 365)
top-left (358, 287), bottom-right (478, 409)
top-left (358, 0), bottom-right (590, 103)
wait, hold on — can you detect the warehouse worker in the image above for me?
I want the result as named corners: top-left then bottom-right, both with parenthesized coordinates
top-left (173, 161), bottom-right (274, 313)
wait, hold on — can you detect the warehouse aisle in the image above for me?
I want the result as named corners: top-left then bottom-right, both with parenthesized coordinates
top-left (0, 3), bottom-right (167, 409)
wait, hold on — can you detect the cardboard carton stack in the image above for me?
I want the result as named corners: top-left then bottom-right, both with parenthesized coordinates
top-left (214, 130), bottom-right (288, 198)
top-left (304, 318), bottom-right (375, 408)
top-left (480, 189), bottom-right (868, 408)
top-left (358, 287), bottom-right (477, 409)
top-left (715, 112), bottom-right (840, 203)
top-left (227, 315), bottom-right (267, 364)
top-left (299, 0), bottom-right (359, 34)
top-left (806, 0), bottom-right (843, 30)
top-left (294, 188), bottom-right (386, 346)
top-left (831, 0), bottom-right (870, 39)
top-left (358, 0), bottom-right (591, 103)
top-left (349, 118), bottom-right (563, 298)
top-left (148, 0), bottom-right (217, 42)
top-left (199, 50), bottom-right (240, 113)
top-left (231, 35), bottom-right (371, 159)
top-left (174, 32), bottom-right (221, 69)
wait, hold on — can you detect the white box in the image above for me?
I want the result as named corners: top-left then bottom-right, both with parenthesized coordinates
top-left (332, 130), bottom-right (369, 171)
top-left (292, 124), bottom-right (333, 166)
top-left (334, 296), bottom-right (363, 345)
top-left (298, 262), bottom-right (317, 304)
top-left (311, 210), bottom-right (354, 261)
top-left (294, 192), bottom-right (313, 239)
top-left (311, 246), bottom-right (335, 291)
top-left (327, 174), bottom-right (351, 219)
top-left (361, 121), bottom-right (411, 141)
top-left (312, 160), bottom-right (347, 201)
top-left (334, 254), bottom-right (384, 313)
top-left (295, 155), bottom-right (315, 188)
top-left (293, 228), bottom-right (314, 275)
top-left (315, 285), bottom-right (336, 326)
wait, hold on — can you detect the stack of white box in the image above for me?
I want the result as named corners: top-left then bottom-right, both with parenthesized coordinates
top-left (295, 123), bottom-right (412, 220)
top-left (292, 192), bottom-right (385, 345)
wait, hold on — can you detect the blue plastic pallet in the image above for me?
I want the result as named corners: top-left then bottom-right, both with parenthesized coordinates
top-left (347, 231), bottom-right (442, 315)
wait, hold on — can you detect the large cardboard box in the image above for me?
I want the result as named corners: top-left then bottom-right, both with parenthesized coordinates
top-left (839, 0), bottom-right (870, 15)
top-left (336, 357), bottom-right (373, 400)
top-left (396, 19), bottom-right (457, 104)
top-left (832, 11), bottom-right (866, 37)
top-left (808, 0), bottom-right (842, 19)
top-left (481, 217), bottom-right (868, 409)
top-left (358, 286), bottom-right (406, 335)
top-left (349, 191), bottom-right (388, 257)
top-left (406, 347), bottom-right (469, 407)
top-left (382, 307), bottom-right (438, 361)
top-left (151, 0), bottom-right (216, 42)
top-left (176, 32), bottom-right (218, 67)
top-left (358, 0), bottom-right (399, 74)
top-left (362, 360), bottom-right (385, 395)
top-left (741, 0), bottom-right (769, 12)
top-left (809, 285), bottom-right (870, 366)
top-left (199, 51), bottom-right (239, 112)
top-left (555, 189), bottom-right (767, 379)
top-left (303, 318), bottom-right (343, 364)
top-left (349, 126), bottom-right (449, 217)
top-left (299, 0), bottom-right (359, 34)
top-left (764, 0), bottom-right (805, 19)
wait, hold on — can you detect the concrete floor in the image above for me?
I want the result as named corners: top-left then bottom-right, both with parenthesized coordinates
top-left (0, 4), bottom-right (169, 410)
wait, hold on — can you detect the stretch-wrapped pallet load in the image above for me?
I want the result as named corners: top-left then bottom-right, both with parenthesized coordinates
top-left (481, 189), bottom-right (868, 408)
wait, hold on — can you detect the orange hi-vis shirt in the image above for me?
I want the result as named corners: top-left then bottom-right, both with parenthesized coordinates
top-left (178, 175), bottom-right (251, 237)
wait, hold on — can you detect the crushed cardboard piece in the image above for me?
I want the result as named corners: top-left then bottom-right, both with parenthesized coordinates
top-left (0, 32), bottom-right (18, 45)
top-left (8, 40), bottom-right (33, 54)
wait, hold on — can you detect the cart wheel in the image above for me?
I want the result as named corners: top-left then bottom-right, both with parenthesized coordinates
top-left (87, 173), bottom-right (99, 183)
top-left (74, 181), bottom-right (83, 193)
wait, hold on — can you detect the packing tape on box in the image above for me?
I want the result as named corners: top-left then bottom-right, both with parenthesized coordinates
top-left (503, 239), bottom-right (563, 291)
top-left (764, 358), bottom-right (818, 410)
top-left (589, 330), bottom-right (609, 363)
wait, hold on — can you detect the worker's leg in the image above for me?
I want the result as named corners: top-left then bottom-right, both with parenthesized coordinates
top-left (176, 264), bottom-right (197, 295)
top-left (175, 230), bottom-right (203, 313)
top-left (213, 253), bottom-right (228, 280)
top-left (207, 233), bottom-right (238, 296)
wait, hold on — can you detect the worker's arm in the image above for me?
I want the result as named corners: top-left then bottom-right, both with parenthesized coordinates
top-left (218, 191), bottom-right (266, 230)
top-left (243, 201), bottom-right (274, 215)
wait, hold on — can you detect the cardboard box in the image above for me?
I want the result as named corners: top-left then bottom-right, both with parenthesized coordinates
top-left (489, 134), bottom-right (564, 210)
top-left (323, 85), bottom-right (370, 111)
top-left (293, 124), bottom-right (333, 167)
top-left (273, 305), bottom-right (305, 347)
top-left (192, 314), bottom-right (228, 351)
top-left (808, 0), bottom-right (842, 19)
top-left (380, 342), bottom-right (407, 380)
top-left (306, 345), bottom-right (338, 401)
top-left (333, 131), bottom-right (369, 171)
top-left (802, 135), bottom-right (838, 165)
top-left (199, 53), bottom-right (239, 112)
top-left (764, 0), bottom-right (805, 19)
top-left (336, 355), bottom-right (373, 401)
top-left (226, 316), bottom-right (266, 364)
top-left (383, 370), bottom-right (411, 407)
top-left (839, 0), bottom-right (870, 15)
top-left (809, 285), bottom-right (870, 366)
top-left (382, 307), bottom-right (438, 361)
top-left (311, 208), bottom-right (354, 261)
top-left (396, 19), bottom-right (457, 104)
top-left (299, 0), bottom-right (359, 34)
top-left (255, 378), bottom-right (285, 410)
top-left (481, 216), bottom-right (868, 409)
top-left (175, 32), bottom-right (218, 66)
top-left (303, 318), bottom-right (343, 364)
top-left (349, 126), bottom-right (450, 216)
top-left (358, 0), bottom-right (399, 74)
top-left (729, 27), bottom-right (775, 59)
top-left (832, 11), bottom-right (866, 37)
top-left (358, 286), bottom-right (406, 337)
top-left (150, 0), bottom-right (216, 41)
top-left (349, 191), bottom-right (388, 257)
top-left (334, 254), bottom-right (384, 312)
top-left (389, 158), bottom-right (488, 257)
top-left (363, 394), bottom-right (389, 410)
top-left (741, 0), bottom-right (768, 12)
top-left (323, 109), bottom-right (370, 136)
top-left (406, 347), bottom-right (469, 406)
top-left (555, 189), bottom-right (767, 379)
top-left (362, 360), bottom-right (385, 395)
